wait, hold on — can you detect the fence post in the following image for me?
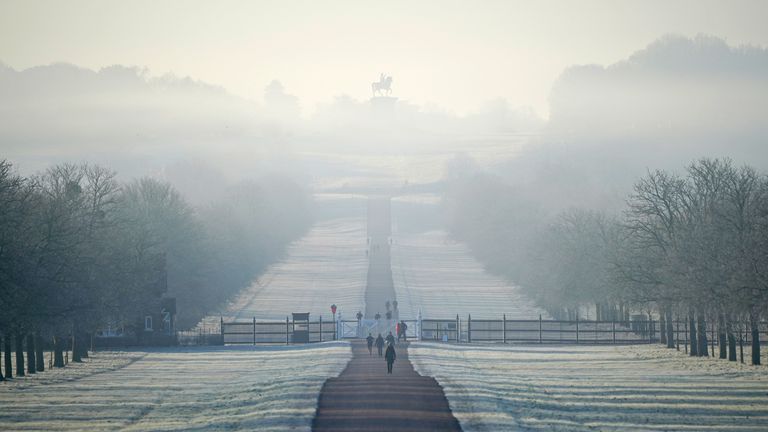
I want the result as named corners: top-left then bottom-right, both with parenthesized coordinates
top-left (286, 316), bottom-right (290, 345)
top-left (612, 318), bottom-right (616, 344)
top-left (220, 316), bottom-right (224, 346)
top-left (320, 315), bottom-right (323, 342)
top-left (335, 312), bottom-right (341, 341)
top-left (539, 314), bottom-right (543, 344)
top-left (503, 314), bottom-right (506, 344)
top-left (253, 317), bottom-right (256, 346)
top-left (468, 314), bottom-right (472, 343)
top-left (456, 314), bottom-right (460, 343)
top-left (576, 312), bottom-right (579, 344)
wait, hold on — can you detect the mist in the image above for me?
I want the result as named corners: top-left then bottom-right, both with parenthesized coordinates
top-left (3, 3), bottom-right (768, 430)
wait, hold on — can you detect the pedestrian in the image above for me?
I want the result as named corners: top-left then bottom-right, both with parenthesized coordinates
top-left (385, 343), bottom-right (396, 374)
top-left (375, 333), bottom-right (385, 356)
top-left (395, 322), bottom-right (400, 340)
top-left (366, 333), bottom-right (374, 355)
top-left (400, 321), bottom-right (408, 342)
top-left (385, 331), bottom-right (395, 346)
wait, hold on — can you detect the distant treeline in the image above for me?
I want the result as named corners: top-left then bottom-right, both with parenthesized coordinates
top-left (447, 158), bottom-right (767, 365)
top-left (0, 160), bottom-right (311, 377)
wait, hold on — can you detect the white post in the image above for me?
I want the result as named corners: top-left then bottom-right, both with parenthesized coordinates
top-left (417, 309), bottom-right (423, 341)
top-left (337, 311), bottom-right (342, 340)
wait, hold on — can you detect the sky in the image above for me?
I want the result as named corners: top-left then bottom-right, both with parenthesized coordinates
top-left (1, 0), bottom-right (767, 117)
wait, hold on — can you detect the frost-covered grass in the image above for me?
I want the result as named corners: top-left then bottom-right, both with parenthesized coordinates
top-left (409, 342), bottom-right (768, 431)
top-left (203, 207), bottom-right (367, 324)
top-left (1, 342), bottom-right (351, 431)
top-left (391, 229), bottom-right (549, 320)
top-left (1, 350), bottom-right (144, 389)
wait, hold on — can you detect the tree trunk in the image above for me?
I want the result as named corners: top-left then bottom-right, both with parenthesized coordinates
top-left (71, 323), bottom-right (87, 363)
top-left (80, 332), bottom-right (90, 359)
top-left (689, 313), bottom-right (698, 356)
top-left (53, 335), bottom-right (65, 368)
top-left (739, 324), bottom-right (745, 364)
top-left (718, 314), bottom-right (727, 359)
top-left (26, 334), bottom-right (36, 374)
top-left (3, 335), bottom-right (11, 378)
top-left (750, 313), bottom-right (761, 366)
top-left (35, 332), bottom-right (45, 372)
top-left (71, 335), bottom-right (80, 363)
top-left (727, 319), bottom-right (737, 361)
top-left (666, 310), bottom-right (675, 348)
top-left (697, 314), bottom-right (708, 357)
top-left (15, 332), bottom-right (25, 376)
top-left (0, 335), bottom-right (4, 381)
top-left (659, 309), bottom-right (667, 345)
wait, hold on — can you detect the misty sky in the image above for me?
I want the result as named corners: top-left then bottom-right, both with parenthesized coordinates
top-left (2, 0), bottom-right (767, 117)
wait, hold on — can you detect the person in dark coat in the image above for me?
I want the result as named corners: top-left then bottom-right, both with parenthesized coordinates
top-left (385, 331), bottom-right (395, 346)
top-left (366, 333), bottom-right (374, 355)
top-left (375, 334), bottom-right (385, 356)
top-left (384, 343), bottom-right (396, 374)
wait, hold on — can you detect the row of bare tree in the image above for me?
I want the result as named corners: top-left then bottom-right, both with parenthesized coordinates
top-left (447, 158), bottom-right (766, 365)
top-left (0, 160), bottom-right (311, 380)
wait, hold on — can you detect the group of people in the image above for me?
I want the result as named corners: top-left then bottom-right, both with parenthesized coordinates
top-left (366, 332), bottom-right (398, 374)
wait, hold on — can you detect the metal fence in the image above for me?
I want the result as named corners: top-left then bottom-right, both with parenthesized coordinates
top-left (211, 314), bottom-right (767, 347)
top-left (220, 318), bottom-right (337, 345)
top-left (418, 315), bottom-right (768, 345)
top-left (420, 317), bottom-right (650, 344)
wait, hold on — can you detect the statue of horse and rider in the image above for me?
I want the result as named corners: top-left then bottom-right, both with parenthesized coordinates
top-left (372, 73), bottom-right (393, 97)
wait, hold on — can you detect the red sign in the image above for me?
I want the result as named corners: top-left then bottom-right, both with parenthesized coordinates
top-left (331, 304), bottom-right (337, 314)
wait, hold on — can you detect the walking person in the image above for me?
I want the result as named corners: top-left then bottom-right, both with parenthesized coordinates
top-left (385, 331), bottom-right (395, 346)
top-left (366, 333), bottom-right (374, 355)
top-left (385, 342), bottom-right (396, 374)
top-left (375, 333), bottom-right (385, 356)
top-left (400, 321), bottom-right (408, 342)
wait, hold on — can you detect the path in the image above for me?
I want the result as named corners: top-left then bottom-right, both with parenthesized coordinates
top-left (364, 197), bottom-right (396, 320)
top-left (313, 196), bottom-right (462, 431)
top-left (312, 340), bottom-right (462, 432)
